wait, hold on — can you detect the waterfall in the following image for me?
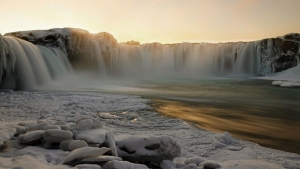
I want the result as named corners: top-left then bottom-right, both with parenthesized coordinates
top-left (110, 42), bottom-right (258, 78)
top-left (4, 36), bottom-right (72, 90)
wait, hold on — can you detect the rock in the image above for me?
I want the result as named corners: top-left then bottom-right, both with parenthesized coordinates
top-left (73, 130), bottom-right (79, 138)
top-left (75, 164), bottom-right (102, 169)
top-left (69, 140), bottom-right (88, 151)
top-left (43, 129), bottom-right (73, 143)
top-left (28, 123), bottom-right (49, 131)
top-left (102, 160), bottom-right (149, 169)
top-left (160, 161), bottom-right (199, 169)
top-left (60, 140), bottom-right (74, 151)
top-left (44, 125), bottom-right (61, 130)
top-left (60, 140), bottom-right (88, 151)
top-left (116, 135), bottom-right (181, 164)
top-left (76, 119), bottom-right (94, 131)
top-left (15, 126), bottom-right (26, 136)
top-left (60, 125), bottom-right (70, 131)
top-left (43, 142), bottom-right (60, 149)
top-left (82, 156), bottom-right (122, 165)
top-left (199, 161), bottom-right (221, 169)
top-left (18, 121), bottom-right (37, 128)
top-left (76, 129), bottom-right (107, 144)
top-left (19, 130), bottom-right (44, 145)
top-left (0, 141), bottom-right (5, 150)
top-left (54, 121), bottom-right (66, 125)
top-left (184, 157), bottom-right (205, 166)
top-left (76, 118), bottom-right (103, 129)
top-left (61, 147), bottom-right (110, 166)
top-left (106, 132), bottom-right (118, 157)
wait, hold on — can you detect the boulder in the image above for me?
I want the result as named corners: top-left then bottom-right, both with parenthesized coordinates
top-left (82, 156), bottom-right (122, 165)
top-left (76, 129), bottom-right (107, 144)
top-left (61, 147), bottom-right (110, 166)
top-left (19, 130), bottom-right (44, 145)
top-left (102, 160), bottom-right (149, 169)
top-left (43, 129), bottom-right (73, 143)
top-left (116, 135), bottom-right (181, 164)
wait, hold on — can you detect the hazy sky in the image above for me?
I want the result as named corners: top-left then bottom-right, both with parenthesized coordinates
top-left (1, 0), bottom-right (300, 43)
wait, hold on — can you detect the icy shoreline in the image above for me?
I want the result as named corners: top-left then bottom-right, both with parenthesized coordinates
top-left (0, 91), bottom-right (300, 169)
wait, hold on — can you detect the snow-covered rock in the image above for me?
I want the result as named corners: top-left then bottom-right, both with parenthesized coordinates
top-left (76, 129), bottom-right (107, 144)
top-left (43, 129), bottom-right (73, 143)
top-left (102, 160), bottom-right (149, 169)
top-left (76, 119), bottom-right (94, 131)
top-left (107, 131), bottom-right (118, 157)
top-left (116, 135), bottom-right (181, 164)
top-left (82, 156), bottom-right (122, 165)
top-left (75, 164), bottom-right (102, 169)
top-left (198, 161), bottom-right (221, 169)
top-left (60, 125), bottom-right (70, 131)
top-left (44, 125), bottom-right (61, 130)
top-left (15, 126), bottom-right (26, 135)
top-left (61, 147), bottom-right (110, 166)
top-left (29, 123), bottom-right (50, 131)
top-left (60, 140), bottom-right (88, 151)
top-left (19, 130), bottom-right (44, 145)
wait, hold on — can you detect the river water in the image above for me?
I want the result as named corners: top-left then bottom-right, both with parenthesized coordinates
top-left (82, 77), bottom-right (300, 154)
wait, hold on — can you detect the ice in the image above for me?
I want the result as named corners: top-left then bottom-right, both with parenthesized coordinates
top-left (115, 135), bottom-right (181, 164)
top-left (254, 64), bottom-right (300, 87)
top-left (43, 129), bottom-right (73, 143)
top-left (102, 160), bottom-right (149, 169)
top-left (0, 91), bottom-right (300, 169)
top-left (75, 129), bottom-right (108, 144)
top-left (61, 147), bottom-right (111, 166)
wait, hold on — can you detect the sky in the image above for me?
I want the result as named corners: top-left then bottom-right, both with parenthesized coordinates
top-left (1, 0), bottom-right (300, 44)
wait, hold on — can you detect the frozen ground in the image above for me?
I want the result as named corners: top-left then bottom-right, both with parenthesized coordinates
top-left (0, 91), bottom-right (300, 169)
top-left (255, 65), bottom-right (300, 87)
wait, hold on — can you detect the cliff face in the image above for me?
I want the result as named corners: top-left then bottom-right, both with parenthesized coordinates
top-left (0, 35), bottom-right (16, 89)
top-left (257, 33), bottom-right (300, 74)
top-left (0, 28), bottom-right (300, 90)
top-left (5, 28), bottom-right (118, 71)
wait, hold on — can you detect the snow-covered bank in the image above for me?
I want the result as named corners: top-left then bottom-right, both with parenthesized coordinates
top-left (254, 65), bottom-right (300, 87)
top-left (0, 91), bottom-right (300, 169)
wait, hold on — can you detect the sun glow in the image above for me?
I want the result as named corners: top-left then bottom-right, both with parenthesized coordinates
top-left (1, 0), bottom-right (300, 44)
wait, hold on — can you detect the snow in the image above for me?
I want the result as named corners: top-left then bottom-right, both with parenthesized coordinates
top-left (254, 65), bottom-right (300, 87)
top-left (0, 91), bottom-right (300, 169)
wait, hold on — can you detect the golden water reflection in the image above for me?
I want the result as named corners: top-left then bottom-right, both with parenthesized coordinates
top-left (152, 99), bottom-right (300, 154)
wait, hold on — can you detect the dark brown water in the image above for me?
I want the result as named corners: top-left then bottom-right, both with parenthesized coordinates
top-left (86, 77), bottom-right (300, 154)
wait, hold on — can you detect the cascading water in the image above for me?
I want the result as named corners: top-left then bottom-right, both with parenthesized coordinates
top-left (111, 42), bottom-right (257, 78)
top-left (4, 36), bottom-right (72, 90)
top-left (1, 29), bottom-right (299, 90)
